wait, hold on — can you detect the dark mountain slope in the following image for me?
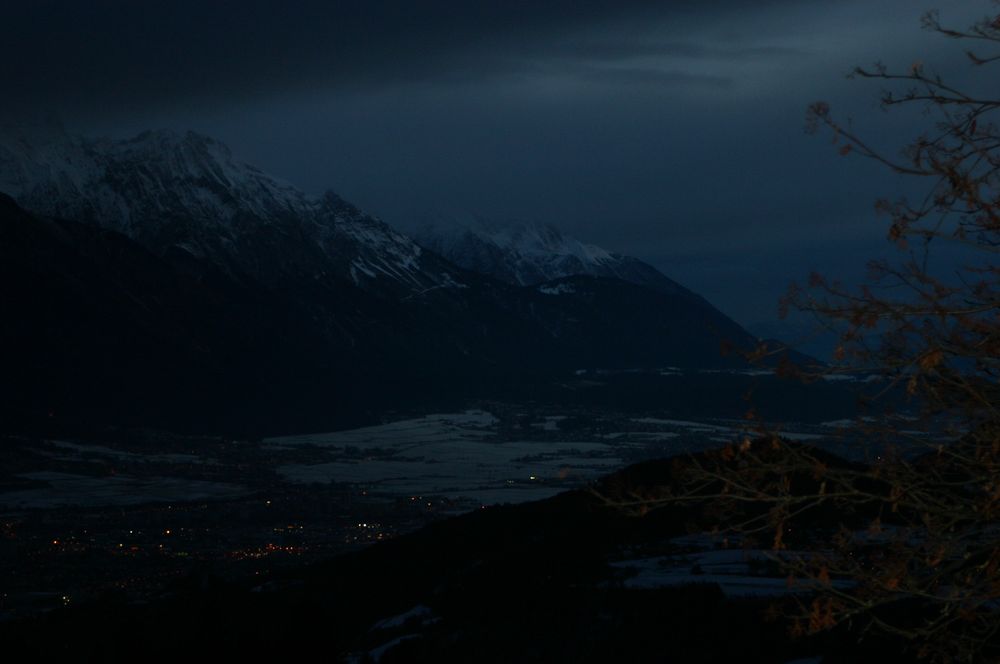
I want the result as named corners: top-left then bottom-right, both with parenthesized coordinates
top-left (0, 193), bottom-right (351, 433)
top-left (0, 126), bottom-right (809, 435)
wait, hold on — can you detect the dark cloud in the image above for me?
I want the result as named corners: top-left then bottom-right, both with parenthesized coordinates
top-left (1, 0), bottom-right (799, 117)
top-left (574, 65), bottom-right (733, 88)
top-left (542, 40), bottom-right (810, 62)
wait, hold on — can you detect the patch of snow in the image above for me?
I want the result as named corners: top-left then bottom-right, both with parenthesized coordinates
top-left (820, 374), bottom-right (858, 382)
top-left (351, 259), bottom-right (377, 279)
top-left (538, 283), bottom-right (576, 295)
top-left (372, 604), bottom-right (438, 631)
top-left (630, 418), bottom-right (734, 433)
top-left (776, 432), bottom-right (826, 441)
top-left (367, 635), bottom-right (422, 663)
top-left (611, 550), bottom-right (845, 597)
top-left (266, 411), bottom-right (626, 508)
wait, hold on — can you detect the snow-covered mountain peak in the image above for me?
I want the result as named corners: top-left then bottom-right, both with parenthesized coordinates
top-left (0, 126), bottom-right (458, 294)
top-left (474, 220), bottom-right (614, 264)
top-left (414, 216), bottom-right (694, 298)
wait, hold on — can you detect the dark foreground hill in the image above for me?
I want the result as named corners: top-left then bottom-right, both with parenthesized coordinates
top-left (0, 447), bottom-right (942, 663)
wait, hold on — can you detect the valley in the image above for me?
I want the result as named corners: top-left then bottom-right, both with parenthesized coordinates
top-left (0, 372), bottom-right (857, 622)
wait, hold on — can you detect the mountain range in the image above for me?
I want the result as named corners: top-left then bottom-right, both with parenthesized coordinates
top-left (0, 126), bottom-right (780, 434)
top-left (413, 217), bottom-right (695, 298)
top-left (0, 125), bottom-right (462, 298)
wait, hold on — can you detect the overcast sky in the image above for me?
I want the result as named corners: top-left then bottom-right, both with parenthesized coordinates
top-left (1, 1), bottom-right (992, 336)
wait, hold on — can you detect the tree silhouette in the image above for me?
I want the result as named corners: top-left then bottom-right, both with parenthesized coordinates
top-left (606, 6), bottom-right (1000, 661)
top-left (779, 9), bottom-right (1000, 658)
